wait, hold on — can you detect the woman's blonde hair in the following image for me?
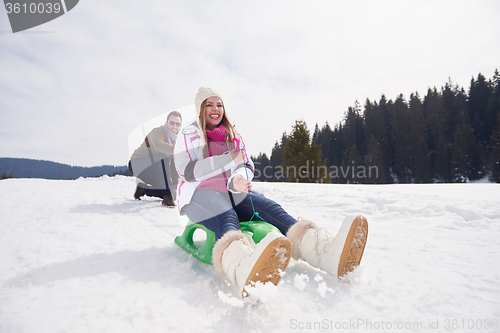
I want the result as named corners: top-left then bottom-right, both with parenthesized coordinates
top-left (199, 99), bottom-right (237, 147)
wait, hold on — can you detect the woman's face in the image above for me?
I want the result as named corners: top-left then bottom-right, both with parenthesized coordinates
top-left (204, 96), bottom-right (224, 130)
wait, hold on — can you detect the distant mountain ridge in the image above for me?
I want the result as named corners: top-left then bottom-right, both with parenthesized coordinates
top-left (0, 158), bottom-right (130, 180)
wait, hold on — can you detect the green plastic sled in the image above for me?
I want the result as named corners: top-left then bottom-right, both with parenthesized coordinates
top-left (175, 220), bottom-right (281, 265)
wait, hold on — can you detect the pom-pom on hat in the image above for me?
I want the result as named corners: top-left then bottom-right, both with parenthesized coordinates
top-left (195, 87), bottom-right (223, 118)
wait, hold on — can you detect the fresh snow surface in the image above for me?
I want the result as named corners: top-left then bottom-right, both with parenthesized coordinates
top-left (1, 176), bottom-right (499, 333)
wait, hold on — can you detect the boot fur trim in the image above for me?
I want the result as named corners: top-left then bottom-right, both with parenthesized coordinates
top-left (212, 230), bottom-right (250, 275)
top-left (286, 219), bottom-right (318, 260)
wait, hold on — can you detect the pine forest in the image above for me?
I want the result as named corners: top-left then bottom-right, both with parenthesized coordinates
top-left (252, 70), bottom-right (500, 184)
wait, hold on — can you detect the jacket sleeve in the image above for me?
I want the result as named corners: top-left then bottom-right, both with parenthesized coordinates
top-left (174, 128), bottom-right (236, 183)
top-left (227, 134), bottom-right (255, 193)
top-left (147, 128), bottom-right (174, 156)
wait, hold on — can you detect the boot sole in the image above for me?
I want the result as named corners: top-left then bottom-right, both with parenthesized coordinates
top-left (242, 237), bottom-right (292, 298)
top-left (338, 215), bottom-right (368, 277)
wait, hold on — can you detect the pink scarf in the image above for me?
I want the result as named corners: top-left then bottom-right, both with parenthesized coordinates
top-left (197, 125), bottom-right (231, 192)
top-left (206, 125), bottom-right (229, 157)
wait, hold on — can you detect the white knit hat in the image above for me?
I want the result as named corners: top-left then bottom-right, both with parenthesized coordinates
top-left (194, 86), bottom-right (223, 118)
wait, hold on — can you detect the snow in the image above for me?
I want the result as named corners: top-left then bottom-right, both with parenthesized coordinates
top-left (1, 176), bottom-right (499, 333)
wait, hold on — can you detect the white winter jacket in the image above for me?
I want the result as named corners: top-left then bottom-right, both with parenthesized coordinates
top-left (173, 123), bottom-right (254, 213)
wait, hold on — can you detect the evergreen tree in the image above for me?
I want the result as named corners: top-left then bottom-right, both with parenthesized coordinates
top-left (489, 123), bottom-right (500, 182)
top-left (365, 136), bottom-right (388, 183)
top-left (390, 94), bottom-right (412, 182)
top-left (488, 91), bottom-right (500, 182)
top-left (364, 98), bottom-right (392, 183)
top-left (363, 99), bottom-right (379, 147)
top-left (331, 124), bottom-right (345, 169)
top-left (251, 153), bottom-right (271, 181)
top-left (489, 71), bottom-right (500, 131)
top-left (434, 137), bottom-right (452, 182)
top-left (342, 101), bottom-right (365, 158)
top-left (378, 95), bottom-right (394, 179)
top-left (269, 132), bottom-right (287, 181)
top-left (1, 172), bottom-right (14, 179)
top-left (414, 137), bottom-right (432, 183)
top-left (408, 93), bottom-right (431, 182)
top-left (468, 73), bottom-right (494, 146)
top-left (310, 136), bottom-right (331, 183)
top-left (487, 69), bottom-right (500, 173)
top-left (451, 124), bottom-right (476, 182)
top-left (343, 144), bottom-right (362, 184)
top-left (493, 69), bottom-right (500, 91)
top-left (270, 133), bottom-right (286, 166)
top-left (282, 121), bottom-right (310, 183)
top-left (313, 122), bottom-right (334, 167)
top-left (424, 87), bottom-right (450, 181)
top-left (442, 79), bottom-right (467, 142)
top-left (282, 120), bottom-right (330, 183)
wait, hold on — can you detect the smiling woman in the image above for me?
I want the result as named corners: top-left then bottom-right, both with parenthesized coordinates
top-left (198, 94), bottom-right (237, 148)
top-left (203, 97), bottom-right (224, 130)
top-left (172, 86), bottom-right (369, 299)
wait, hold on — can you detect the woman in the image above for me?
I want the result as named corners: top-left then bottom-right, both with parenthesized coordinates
top-left (174, 87), bottom-right (368, 298)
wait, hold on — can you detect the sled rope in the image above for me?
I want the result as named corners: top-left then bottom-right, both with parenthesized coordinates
top-left (244, 158), bottom-right (259, 222)
top-left (234, 131), bottom-right (266, 225)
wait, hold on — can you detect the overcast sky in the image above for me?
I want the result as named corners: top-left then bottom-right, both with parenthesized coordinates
top-left (1, 0), bottom-right (499, 167)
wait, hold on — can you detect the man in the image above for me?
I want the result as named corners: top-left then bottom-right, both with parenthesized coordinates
top-left (128, 111), bottom-right (182, 207)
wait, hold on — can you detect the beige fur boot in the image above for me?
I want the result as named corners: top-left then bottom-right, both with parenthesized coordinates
top-left (213, 230), bottom-right (292, 298)
top-left (287, 215), bottom-right (368, 277)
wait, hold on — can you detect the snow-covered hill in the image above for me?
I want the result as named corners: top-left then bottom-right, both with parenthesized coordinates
top-left (1, 177), bottom-right (499, 333)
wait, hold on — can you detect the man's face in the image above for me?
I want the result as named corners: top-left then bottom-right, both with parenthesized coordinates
top-left (166, 116), bottom-right (182, 135)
